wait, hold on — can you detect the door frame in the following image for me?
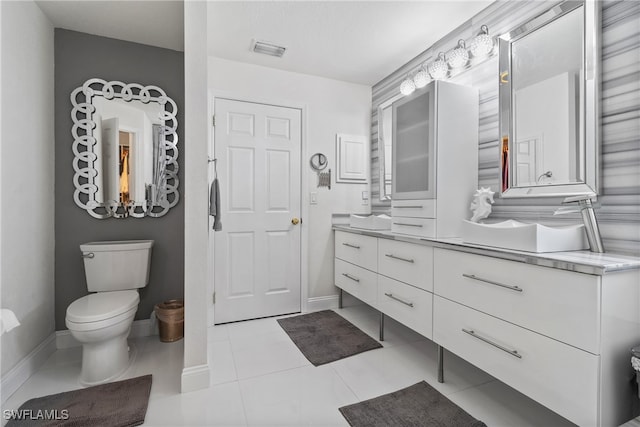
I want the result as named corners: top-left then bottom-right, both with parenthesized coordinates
top-left (207, 90), bottom-right (309, 326)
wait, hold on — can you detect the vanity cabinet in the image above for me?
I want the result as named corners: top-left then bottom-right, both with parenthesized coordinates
top-left (377, 239), bottom-right (433, 292)
top-left (433, 248), bottom-right (640, 427)
top-left (434, 295), bottom-right (599, 426)
top-left (433, 249), bottom-right (600, 353)
top-left (334, 230), bottom-right (434, 339)
top-left (334, 228), bottom-right (640, 427)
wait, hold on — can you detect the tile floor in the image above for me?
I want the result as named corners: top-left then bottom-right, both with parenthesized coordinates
top-left (2, 303), bottom-right (579, 426)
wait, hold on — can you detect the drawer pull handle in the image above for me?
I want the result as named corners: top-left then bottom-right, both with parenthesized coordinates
top-left (462, 328), bottom-right (522, 359)
top-left (385, 254), bottom-right (415, 263)
top-left (384, 293), bottom-right (414, 307)
top-left (462, 274), bottom-right (523, 292)
top-left (342, 273), bottom-right (360, 283)
top-left (393, 222), bottom-right (424, 228)
top-left (394, 205), bottom-right (424, 209)
top-left (342, 243), bottom-right (361, 249)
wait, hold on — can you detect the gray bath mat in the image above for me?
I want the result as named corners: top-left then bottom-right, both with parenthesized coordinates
top-left (6, 374), bottom-right (152, 427)
top-left (339, 381), bottom-right (487, 427)
top-left (277, 310), bottom-right (382, 366)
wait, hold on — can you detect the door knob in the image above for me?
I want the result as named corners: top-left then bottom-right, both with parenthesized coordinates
top-left (291, 217), bottom-right (300, 225)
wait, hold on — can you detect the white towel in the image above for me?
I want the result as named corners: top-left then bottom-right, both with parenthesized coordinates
top-left (210, 178), bottom-right (222, 231)
top-left (1, 309), bottom-right (20, 335)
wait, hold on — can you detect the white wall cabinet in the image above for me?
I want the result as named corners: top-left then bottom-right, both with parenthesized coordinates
top-left (334, 228), bottom-right (640, 427)
top-left (391, 81), bottom-right (479, 238)
top-left (336, 133), bottom-right (369, 183)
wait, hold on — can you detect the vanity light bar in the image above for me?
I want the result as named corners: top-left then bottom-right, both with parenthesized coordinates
top-left (399, 24), bottom-right (495, 95)
top-left (251, 39), bottom-right (287, 57)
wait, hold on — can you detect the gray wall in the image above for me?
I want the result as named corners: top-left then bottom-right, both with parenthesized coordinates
top-left (54, 29), bottom-right (185, 330)
top-left (371, 0), bottom-right (640, 255)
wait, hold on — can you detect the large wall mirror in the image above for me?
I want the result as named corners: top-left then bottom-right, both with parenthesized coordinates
top-left (377, 93), bottom-right (403, 201)
top-left (499, 0), bottom-right (599, 197)
top-left (71, 79), bottom-right (179, 218)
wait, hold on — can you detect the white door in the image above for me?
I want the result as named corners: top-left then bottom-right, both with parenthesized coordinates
top-left (213, 98), bottom-right (302, 324)
top-left (516, 136), bottom-right (543, 186)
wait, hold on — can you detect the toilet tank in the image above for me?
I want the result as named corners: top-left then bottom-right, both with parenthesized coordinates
top-left (80, 240), bottom-right (154, 292)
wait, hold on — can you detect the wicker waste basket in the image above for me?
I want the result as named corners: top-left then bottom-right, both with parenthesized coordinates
top-left (154, 299), bottom-right (184, 342)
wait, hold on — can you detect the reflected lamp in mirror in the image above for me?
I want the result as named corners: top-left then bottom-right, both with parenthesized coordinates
top-left (499, 0), bottom-right (599, 197)
top-left (71, 79), bottom-right (179, 218)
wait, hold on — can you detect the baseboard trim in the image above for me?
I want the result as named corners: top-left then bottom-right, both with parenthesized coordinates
top-left (306, 295), bottom-right (339, 312)
top-left (1, 333), bottom-right (56, 404)
top-left (181, 364), bottom-right (210, 393)
top-left (56, 319), bottom-right (157, 349)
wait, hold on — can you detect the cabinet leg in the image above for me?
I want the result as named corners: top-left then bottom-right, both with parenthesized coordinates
top-left (379, 312), bottom-right (385, 341)
top-left (338, 289), bottom-right (343, 309)
top-left (437, 345), bottom-right (444, 383)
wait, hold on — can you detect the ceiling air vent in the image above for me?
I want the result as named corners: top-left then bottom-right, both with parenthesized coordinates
top-left (251, 39), bottom-right (286, 58)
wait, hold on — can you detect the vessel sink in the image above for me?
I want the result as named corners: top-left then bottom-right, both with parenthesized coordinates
top-left (349, 214), bottom-right (392, 230)
top-left (461, 219), bottom-right (588, 253)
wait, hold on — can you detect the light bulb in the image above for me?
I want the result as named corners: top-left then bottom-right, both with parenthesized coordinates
top-left (413, 66), bottom-right (430, 88)
top-left (470, 25), bottom-right (494, 58)
top-left (447, 40), bottom-right (469, 69)
top-left (428, 53), bottom-right (448, 80)
top-left (400, 77), bottom-right (416, 96)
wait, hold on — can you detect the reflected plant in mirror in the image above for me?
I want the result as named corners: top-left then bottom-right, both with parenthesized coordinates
top-left (71, 79), bottom-right (179, 218)
top-left (499, 0), bottom-right (599, 198)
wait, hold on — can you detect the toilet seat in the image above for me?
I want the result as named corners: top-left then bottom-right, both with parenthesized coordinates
top-left (66, 290), bottom-right (139, 329)
top-left (66, 306), bottom-right (137, 332)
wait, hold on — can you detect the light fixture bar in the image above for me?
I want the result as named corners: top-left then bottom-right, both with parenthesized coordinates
top-left (398, 24), bottom-right (496, 96)
top-left (252, 40), bottom-right (287, 58)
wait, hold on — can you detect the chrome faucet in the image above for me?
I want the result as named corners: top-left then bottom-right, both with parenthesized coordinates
top-left (554, 194), bottom-right (604, 253)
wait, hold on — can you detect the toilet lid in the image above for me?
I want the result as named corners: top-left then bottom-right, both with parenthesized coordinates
top-left (66, 290), bottom-right (139, 323)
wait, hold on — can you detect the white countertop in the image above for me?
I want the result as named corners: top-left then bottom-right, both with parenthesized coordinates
top-left (333, 225), bottom-right (640, 276)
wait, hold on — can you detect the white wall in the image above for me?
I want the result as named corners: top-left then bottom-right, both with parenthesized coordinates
top-left (182, 0), bottom-right (210, 393)
top-left (0, 0), bottom-right (55, 377)
top-left (209, 57), bottom-right (372, 300)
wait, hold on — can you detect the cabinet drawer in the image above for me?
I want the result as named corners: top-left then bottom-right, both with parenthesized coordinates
top-left (391, 199), bottom-right (436, 218)
top-left (335, 231), bottom-right (377, 271)
top-left (434, 249), bottom-right (600, 354)
top-left (391, 217), bottom-right (435, 238)
top-left (434, 296), bottom-right (598, 427)
top-left (335, 258), bottom-right (377, 307)
top-left (378, 275), bottom-right (432, 339)
top-left (378, 239), bottom-right (433, 291)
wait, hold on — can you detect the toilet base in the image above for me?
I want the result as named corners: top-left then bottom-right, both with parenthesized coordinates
top-left (80, 337), bottom-right (137, 386)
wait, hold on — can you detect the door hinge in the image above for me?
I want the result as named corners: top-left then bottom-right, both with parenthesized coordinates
top-left (212, 115), bottom-right (216, 127)
top-left (213, 292), bottom-right (216, 304)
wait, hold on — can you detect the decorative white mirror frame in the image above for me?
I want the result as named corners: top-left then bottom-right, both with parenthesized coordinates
top-left (71, 79), bottom-right (179, 218)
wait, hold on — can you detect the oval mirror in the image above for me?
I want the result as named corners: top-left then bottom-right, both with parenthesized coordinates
top-left (71, 79), bottom-right (179, 218)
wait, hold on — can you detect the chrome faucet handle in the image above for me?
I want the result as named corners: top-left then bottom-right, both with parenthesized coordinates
top-left (561, 194), bottom-right (597, 205)
top-left (560, 193), bottom-right (604, 253)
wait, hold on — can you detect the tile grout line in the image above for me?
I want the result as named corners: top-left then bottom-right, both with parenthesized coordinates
top-left (223, 335), bottom-right (250, 427)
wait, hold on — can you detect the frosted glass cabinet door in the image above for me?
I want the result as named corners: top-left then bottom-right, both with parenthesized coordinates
top-left (392, 85), bottom-right (436, 200)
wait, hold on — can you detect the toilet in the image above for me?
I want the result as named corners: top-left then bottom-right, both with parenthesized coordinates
top-left (66, 240), bottom-right (154, 386)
